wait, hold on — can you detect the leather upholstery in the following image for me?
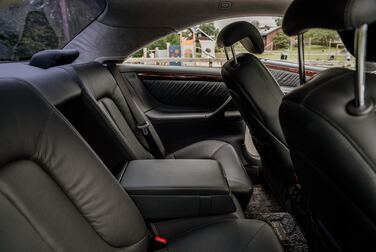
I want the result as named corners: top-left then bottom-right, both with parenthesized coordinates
top-left (143, 79), bottom-right (229, 108)
top-left (160, 219), bottom-right (284, 252)
top-left (29, 49), bottom-right (79, 69)
top-left (283, 0), bottom-right (376, 36)
top-left (122, 159), bottom-right (236, 219)
top-left (217, 21), bottom-right (265, 54)
top-left (123, 159), bottom-right (230, 195)
top-left (168, 140), bottom-right (253, 208)
top-left (222, 53), bottom-right (294, 205)
top-left (0, 76), bottom-right (283, 252)
top-left (279, 68), bottom-right (376, 251)
top-left (71, 63), bottom-right (253, 205)
top-left (0, 78), bottom-right (148, 251)
top-left (71, 62), bottom-right (157, 160)
top-left (270, 69), bottom-right (300, 87)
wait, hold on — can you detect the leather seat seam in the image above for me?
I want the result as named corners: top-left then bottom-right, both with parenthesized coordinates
top-left (82, 91), bottom-right (140, 159)
top-left (0, 189), bottom-right (56, 251)
top-left (10, 79), bottom-right (142, 248)
top-left (240, 223), bottom-right (268, 252)
top-left (299, 70), bottom-right (351, 103)
top-left (169, 219), bottom-right (235, 243)
top-left (210, 142), bottom-right (228, 158)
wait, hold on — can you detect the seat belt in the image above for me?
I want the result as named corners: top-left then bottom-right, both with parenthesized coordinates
top-left (107, 63), bottom-right (164, 158)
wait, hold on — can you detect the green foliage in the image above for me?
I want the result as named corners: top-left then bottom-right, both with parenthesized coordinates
top-left (198, 23), bottom-right (218, 37)
top-left (0, 0), bottom-right (104, 60)
top-left (132, 33), bottom-right (180, 57)
top-left (274, 17), bottom-right (283, 27)
top-left (273, 31), bottom-right (290, 50)
top-left (16, 11), bottom-right (59, 60)
top-left (149, 34), bottom-right (180, 50)
top-left (305, 29), bottom-right (338, 46)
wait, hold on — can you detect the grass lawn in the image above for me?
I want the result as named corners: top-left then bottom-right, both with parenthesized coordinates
top-left (217, 45), bottom-right (354, 68)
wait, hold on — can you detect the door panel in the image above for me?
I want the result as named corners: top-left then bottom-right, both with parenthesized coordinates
top-left (141, 79), bottom-right (229, 108)
top-left (119, 64), bottom-right (303, 167)
top-left (119, 64), bottom-right (246, 160)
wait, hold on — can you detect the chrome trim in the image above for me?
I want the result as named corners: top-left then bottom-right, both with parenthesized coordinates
top-left (224, 47), bottom-right (230, 60)
top-left (298, 33), bottom-right (306, 84)
top-left (355, 24), bottom-right (368, 108)
top-left (230, 45), bottom-right (238, 65)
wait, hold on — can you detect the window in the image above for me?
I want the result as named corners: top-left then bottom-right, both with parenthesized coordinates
top-left (127, 17), bottom-right (355, 70)
top-left (0, 0), bottom-right (105, 61)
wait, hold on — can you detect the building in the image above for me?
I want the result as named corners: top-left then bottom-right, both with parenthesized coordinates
top-left (215, 17), bottom-right (281, 51)
top-left (261, 26), bottom-right (282, 51)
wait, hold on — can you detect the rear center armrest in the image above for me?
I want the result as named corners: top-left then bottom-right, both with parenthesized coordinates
top-left (120, 159), bottom-right (236, 220)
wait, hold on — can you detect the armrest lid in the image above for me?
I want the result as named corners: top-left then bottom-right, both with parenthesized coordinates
top-left (121, 159), bottom-right (229, 195)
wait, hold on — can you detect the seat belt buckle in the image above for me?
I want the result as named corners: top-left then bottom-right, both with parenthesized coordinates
top-left (154, 235), bottom-right (168, 245)
top-left (137, 122), bottom-right (150, 136)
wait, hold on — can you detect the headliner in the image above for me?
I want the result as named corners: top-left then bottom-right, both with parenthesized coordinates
top-left (66, 0), bottom-right (291, 62)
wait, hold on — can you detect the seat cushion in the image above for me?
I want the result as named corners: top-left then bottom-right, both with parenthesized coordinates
top-left (160, 219), bottom-right (283, 252)
top-left (167, 140), bottom-right (253, 208)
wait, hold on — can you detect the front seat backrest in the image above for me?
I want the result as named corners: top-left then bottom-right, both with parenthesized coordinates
top-left (217, 21), bottom-right (294, 206)
top-left (280, 0), bottom-right (376, 251)
top-left (0, 78), bottom-right (148, 251)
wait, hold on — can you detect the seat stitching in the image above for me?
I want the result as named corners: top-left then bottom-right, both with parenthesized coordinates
top-left (82, 91), bottom-right (139, 159)
top-left (8, 78), bottom-right (146, 249)
top-left (210, 142), bottom-right (228, 158)
top-left (240, 223), bottom-right (267, 252)
top-left (299, 70), bottom-right (351, 103)
top-left (169, 219), bottom-right (235, 243)
top-left (0, 190), bottom-right (56, 251)
top-left (211, 143), bottom-right (252, 187)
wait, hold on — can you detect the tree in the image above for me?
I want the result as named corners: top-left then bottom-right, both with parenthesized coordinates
top-left (305, 29), bottom-right (338, 46)
top-left (132, 33), bottom-right (180, 57)
top-left (273, 31), bottom-right (290, 50)
top-left (198, 23), bottom-right (218, 37)
top-left (275, 18), bottom-right (283, 27)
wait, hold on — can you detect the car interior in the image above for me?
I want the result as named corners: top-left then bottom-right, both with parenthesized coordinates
top-left (0, 0), bottom-right (375, 251)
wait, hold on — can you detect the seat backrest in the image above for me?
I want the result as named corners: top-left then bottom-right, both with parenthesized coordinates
top-left (70, 62), bottom-right (164, 160)
top-left (217, 22), bottom-right (294, 205)
top-left (280, 0), bottom-right (376, 250)
top-left (280, 68), bottom-right (376, 251)
top-left (0, 78), bottom-right (148, 251)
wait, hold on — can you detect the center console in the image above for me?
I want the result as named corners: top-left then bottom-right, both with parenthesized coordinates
top-left (120, 159), bottom-right (236, 219)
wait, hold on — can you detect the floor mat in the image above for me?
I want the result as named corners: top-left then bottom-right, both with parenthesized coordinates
top-left (246, 185), bottom-right (309, 252)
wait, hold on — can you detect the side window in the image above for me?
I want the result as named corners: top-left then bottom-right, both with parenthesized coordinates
top-left (126, 17), bottom-right (354, 70)
top-left (128, 23), bottom-right (220, 67)
top-left (0, 0), bottom-right (105, 61)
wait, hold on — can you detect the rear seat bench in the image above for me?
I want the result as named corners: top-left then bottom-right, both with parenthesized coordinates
top-left (69, 62), bottom-right (254, 208)
top-left (0, 77), bottom-right (284, 252)
top-left (0, 50), bottom-right (254, 208)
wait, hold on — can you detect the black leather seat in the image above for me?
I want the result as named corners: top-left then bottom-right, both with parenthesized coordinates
top-left (217, 21), bottom-right (294, 206)
top-left (70, 62), bottom-right (253, 207)
top-left (280, 0), bottom-right (376, 251)
top-left (0, 78), bottom-right (283, 252)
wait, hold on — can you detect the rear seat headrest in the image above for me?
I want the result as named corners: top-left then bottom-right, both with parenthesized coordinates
top-left (216, 21), bottom-right (264, 54)
top-left (29, 49), bottom-right (79, 69)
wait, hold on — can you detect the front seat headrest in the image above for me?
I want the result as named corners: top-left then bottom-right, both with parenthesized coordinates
top-left (283, 0), bottom-right (376, 36)
top-left (217, 21), bottom-right (264, 54)
top-left (29, 49), bottom-right (79, 69)
top-left (339, 22), bottom-right (376, 62)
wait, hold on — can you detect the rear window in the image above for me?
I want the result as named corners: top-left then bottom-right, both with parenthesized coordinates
top-left (0, 0), bottom-right (106, 62)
